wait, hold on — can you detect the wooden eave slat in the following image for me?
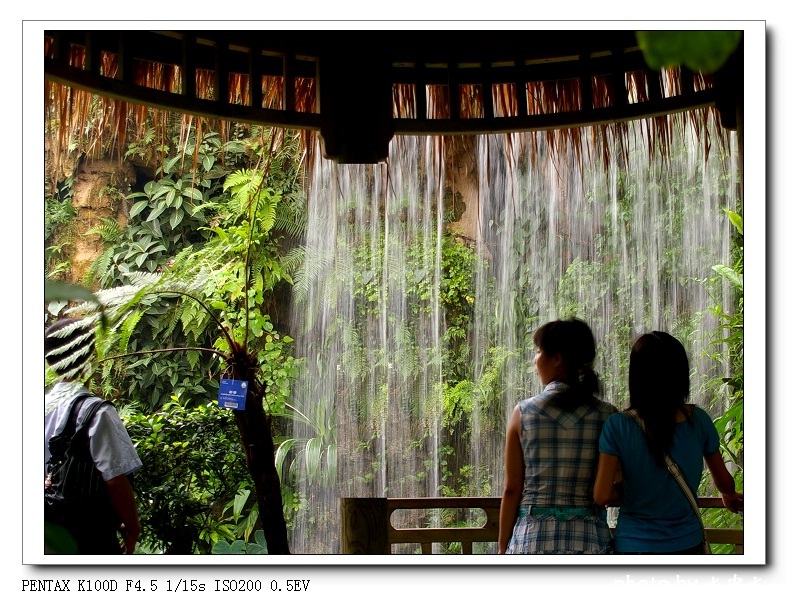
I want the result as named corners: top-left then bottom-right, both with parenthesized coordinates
top-left (392, 88), bottom-right (717, 135)
top-left (46, 30), bottom-right (316, 79)
top-left (44, 58), bottom-right (322, 131)
top-left (390, 50), bottom-right (650, 86)
top-left (46, 53), bottom-right (713, 137)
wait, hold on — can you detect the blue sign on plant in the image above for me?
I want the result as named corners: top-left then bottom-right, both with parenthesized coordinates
top-left (218, 378), bottom-right (248, 411)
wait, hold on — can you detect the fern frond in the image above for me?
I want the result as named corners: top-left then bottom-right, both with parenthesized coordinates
top-left (273, 195), bottom-right (307, 238)
top-left (118, 310), bottom-right (144, 355)
top-left (291, 250), bottom-right (332, 305)
top-left (84, 247), bottom-right (115, 287)
top-left (256, 196), bottom-right (278, 235)
top-left (186, 348), bottom-right (202, 371)
top-left (224, 169), bottom-right (263, 214)
top-left (85, 217), bottom-right (122, 243)
top-left (279, 246), bottom-right (305, 276)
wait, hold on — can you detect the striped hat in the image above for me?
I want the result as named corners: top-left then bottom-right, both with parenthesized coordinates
top-left (44, 317), bottom-right (96, 380)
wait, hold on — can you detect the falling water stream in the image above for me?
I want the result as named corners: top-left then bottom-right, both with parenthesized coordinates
top-left (287, 113), bottom-right (737, 554)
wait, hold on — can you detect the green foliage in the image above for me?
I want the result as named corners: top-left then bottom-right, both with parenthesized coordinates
top-left (97, 131), bottom-right (231, 289)
top-left (274, 196), bottom-right (308, 239)
top-left (701, 469), bottom-right (744, 555)
top-left (707, 209), bottom-right (744, 463)
top-left (124, 126), bottom-right (158, 163)
top-left (45, 280), bottom-right (101, 307)
top-left (45, 177), bottom-right (77, 285)
top-left (47, 117), bottom-right (306, 554)
top-left (274, 400), bottom-right (337, 487)
top-left (83, 218), bottom-right (124, 285)
top-left (439, 232), bottom-right (477, 327)
top-left (44, 177), bottom-right (75, 241)
top-left (556, 259), bottom-right (608, 319)
top-left (83, 125), bottom-right (304, 411)
top-left (438, 234), bottom-right (479, 386)
top-left (223, 169), bottom-right (278, 233)
top-left (212, 530), bottom-right (268, 555)
top-left (440, 344), bottom-right (515, 442)
top-left (125, 396), bottom-right (250, 554)
top-left (441, 380), bottom-right (473, 433)
top-left (636, 31), bottom-right (742, 73)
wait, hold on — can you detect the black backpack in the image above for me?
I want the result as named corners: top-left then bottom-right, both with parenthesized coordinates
top-left (45, 394), bottom-right (118, 529)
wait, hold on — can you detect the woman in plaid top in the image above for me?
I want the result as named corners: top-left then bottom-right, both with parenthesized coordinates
top-left (498, 319), bottom-right (617, 554)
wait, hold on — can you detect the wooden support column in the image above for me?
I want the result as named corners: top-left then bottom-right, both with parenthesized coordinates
top-left (340, 497), bottom-right (389, 554)
top-left (317, 49), bottom-right (393, 163)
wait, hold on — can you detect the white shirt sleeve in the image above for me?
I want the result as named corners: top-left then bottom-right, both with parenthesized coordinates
top-left (87, 405), bottom-right (143, 481)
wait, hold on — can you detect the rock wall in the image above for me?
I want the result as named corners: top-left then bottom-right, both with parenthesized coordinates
top-left (52, 159), bottom-right (136, 286)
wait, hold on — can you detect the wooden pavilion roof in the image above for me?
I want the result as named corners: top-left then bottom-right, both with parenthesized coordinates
top-left (44, 29), bottom-right (743, 166)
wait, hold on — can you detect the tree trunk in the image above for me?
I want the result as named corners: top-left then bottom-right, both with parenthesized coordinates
top-left (231, 377), bottom-right (291, 554)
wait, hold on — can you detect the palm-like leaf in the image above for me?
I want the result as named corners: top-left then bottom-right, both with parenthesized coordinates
top-left (274, 401), bottom-right (336, 486)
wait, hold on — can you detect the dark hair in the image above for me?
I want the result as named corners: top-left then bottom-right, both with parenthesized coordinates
top-left (628, 330), bottom-right (690, 464)
top-left (533, 318), bottom-right (600, 408)
top-left (44, 317), bottom-right (96, 380)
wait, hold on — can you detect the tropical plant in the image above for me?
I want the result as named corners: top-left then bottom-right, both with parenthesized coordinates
top-left (691, 208), bottom-right (744, 553)
top-left (274, 400), bottom-right (337, 487)
top-left (44, 176), bottom-right (75, 241)
top-left (124, 396), bottom-right (249, 554)
top-left (66, 166), bottom-right (301, 554)
top-left (636, 31), bottom-right (742, 74)
top-left (708, 209), bottom-right (744, 464)
top-left (84, 125), bottom-right (306, 412)
top-left (212, 529), bottom-right (268, 555)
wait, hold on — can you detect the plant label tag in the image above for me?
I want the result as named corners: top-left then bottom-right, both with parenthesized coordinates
top-left (218, 379), bottom-right (248, 411)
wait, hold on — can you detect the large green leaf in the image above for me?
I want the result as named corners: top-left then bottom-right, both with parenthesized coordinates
top-left (274, 438), bottom-right (296, 478)
top-left (636, 31), bottom-right (742, 73)
top-left (232, 488), bottom-right (251, 522)
top-left (724, 209), bottom-right (744, 234)
top-left (129, 200), bottom-right (149, 219)
top-left (712, 264), bottom-right (743, 290)
top-left (147, 204), bottom-right (167, 223)
top-left (45, 279), bottom-right (99, 304)
top-left (170, 207), bottom-right (185, 230)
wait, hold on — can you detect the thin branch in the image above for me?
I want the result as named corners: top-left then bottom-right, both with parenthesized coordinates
top-left (154, 288), bottom-right (240, 355)
top-left (100, 346), bottom-right (230, 363)
top-left (242, 171), bottom-right (269, 352)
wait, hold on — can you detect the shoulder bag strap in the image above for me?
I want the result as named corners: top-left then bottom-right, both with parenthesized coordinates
top-left (625, 409), bottom-right (708, 538)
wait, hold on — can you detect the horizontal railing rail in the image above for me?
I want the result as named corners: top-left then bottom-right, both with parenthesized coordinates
top-left (388, 497), bottom-right (500, 555)
top-left (340, 496), bottom-right (743, 554)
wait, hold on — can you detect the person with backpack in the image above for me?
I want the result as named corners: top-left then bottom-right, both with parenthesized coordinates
top-left (44, 317), bottom-right (142, 554)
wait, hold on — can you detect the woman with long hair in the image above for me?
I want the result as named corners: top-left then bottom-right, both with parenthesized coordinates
top-left (498, 318), bottom-right (617, 554)
top-left (593, 331), bottom-right (743, 554)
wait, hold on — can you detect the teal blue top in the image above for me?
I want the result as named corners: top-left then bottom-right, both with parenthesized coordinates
top-left (599, 407), bottom-right (719, 553)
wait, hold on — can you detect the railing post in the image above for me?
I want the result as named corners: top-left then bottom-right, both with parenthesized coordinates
top-left (340, 497), bottom-right (390, 554)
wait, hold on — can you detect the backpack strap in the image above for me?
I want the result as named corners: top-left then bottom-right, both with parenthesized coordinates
top-left (50, 393), bottom-right (92, 442)
top-left (73, 396), bottom-right (111, 434)
top-left (49, 393), bottom-right (110, 447)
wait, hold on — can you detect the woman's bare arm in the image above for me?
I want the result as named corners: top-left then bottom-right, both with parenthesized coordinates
top-left (498, 406), bottom-right (525, 553)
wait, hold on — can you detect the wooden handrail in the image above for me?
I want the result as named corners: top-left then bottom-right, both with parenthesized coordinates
top-left (388, 497), bottom-right (500, 555)
top-left (340, 496), bottom-right (743, 554)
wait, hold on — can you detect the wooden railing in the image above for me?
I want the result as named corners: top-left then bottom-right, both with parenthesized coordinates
top-left (340, 496), bottom-right (743, 554)
top-left (699, 497), bottom-right (745, 554)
